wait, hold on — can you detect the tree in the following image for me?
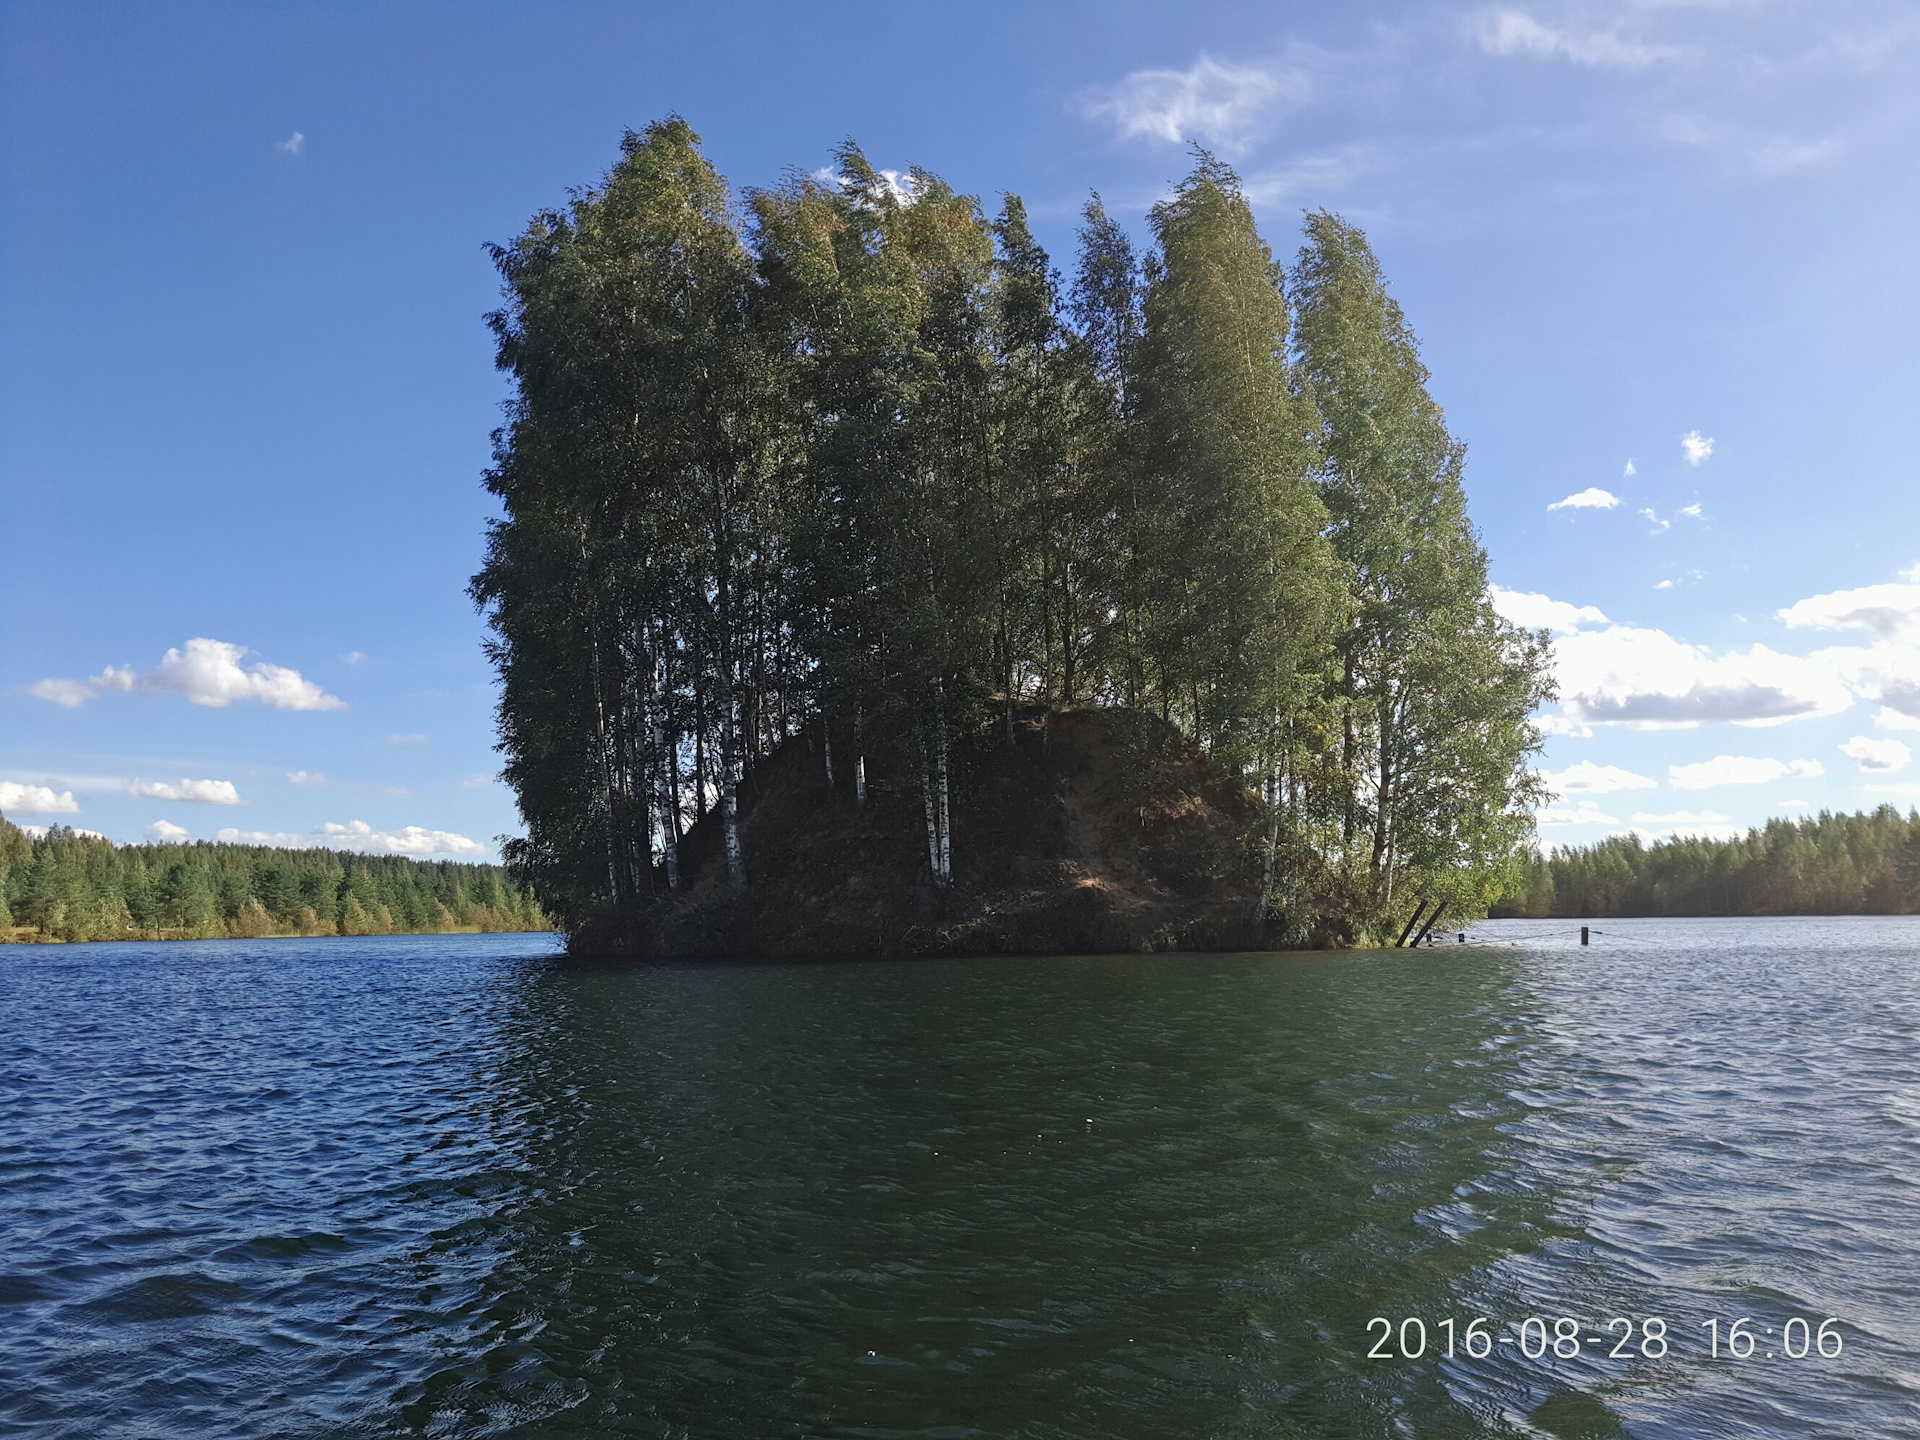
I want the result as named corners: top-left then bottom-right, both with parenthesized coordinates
top-left (992, 196), bottom-right (1114, 714)
top-left (477, 117), bottom-right (791, 918)
top-left (1291, 210), bottom-right (1551, 939)
top-left (470, 125), bottom-right (1560, 948)
top-left (1127, 156), bottom-right (1341, 926)
top-left (752, 148), bottom-right (1001, 886)
top-left (1064, 195), bottom-right (1143, 709)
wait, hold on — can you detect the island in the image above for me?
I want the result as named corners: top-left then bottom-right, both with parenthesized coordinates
top-left (471, 120), bottom-right (1551, 955)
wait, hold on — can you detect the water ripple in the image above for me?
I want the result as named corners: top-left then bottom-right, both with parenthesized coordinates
top-left (2, 921), bottom-right (1917, 1436)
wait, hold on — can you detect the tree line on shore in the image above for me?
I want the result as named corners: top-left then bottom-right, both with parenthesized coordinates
top-left (1495, 806), bottom-right (1920, 917)
top-left (474, 118), bottom-right (1551, 946)
top-left (0, 814), bottom-right (547, 943)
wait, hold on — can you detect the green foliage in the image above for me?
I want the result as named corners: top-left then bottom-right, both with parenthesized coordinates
top-left (475, 125), bottom-right (1553, 948)
top-left (0, 812), bottom-right (547, 943)
top-left (1497, 807), bottom-right (1920, 917)
top-left (1130, 156), bottom-right (1337, 767)
top-left (1290, 210), bottom-right (1552, 940)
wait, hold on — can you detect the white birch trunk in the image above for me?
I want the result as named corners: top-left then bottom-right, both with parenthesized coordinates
top-left (934, 698), bottom-right (952, 885)
top-left (590, 632), bottom-right (620, 901)
top-left (720, 680), bottom-right (744, 892)
top-left (652, 645), bottom-right (679, 891)
top-left (922, 769), bottom-right (941, 881)
top-left (657, 733), bottom-right (680, 892)
top-left (1255, 759), bottom-right (1281, 924)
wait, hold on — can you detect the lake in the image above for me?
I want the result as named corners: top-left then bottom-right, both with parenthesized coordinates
top-left (2, 919), bottom-right (1917, 1437)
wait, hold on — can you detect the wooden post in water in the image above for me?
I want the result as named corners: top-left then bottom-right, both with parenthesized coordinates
top-left (1580, 925), bottom-right (1590, 946)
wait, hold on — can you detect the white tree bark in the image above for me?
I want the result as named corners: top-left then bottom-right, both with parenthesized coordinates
top-left (934, 686), bottom-right (952, 886)
top-left (1254, 757), bottom-right (1281, 925)
top-left (652, 641), bottom-right (679, 891)
top-left (720, 682), bottom-right (744, 892)
top-left (922, 769), bottom-right (941, 881)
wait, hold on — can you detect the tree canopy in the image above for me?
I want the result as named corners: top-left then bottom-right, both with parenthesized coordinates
top-left (0, 814), bottom-right (545, 944)
top-left (474, 120), bottom-right (1552, 948)
top-left (1498, 807), bottom-right (1920, 918)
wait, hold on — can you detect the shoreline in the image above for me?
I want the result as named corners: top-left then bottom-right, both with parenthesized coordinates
top-left (2, 923), bottom-right (555, 946)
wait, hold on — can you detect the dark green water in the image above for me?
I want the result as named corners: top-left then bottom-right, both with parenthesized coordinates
top-left (2, 919), bottom-right (1916, 1436)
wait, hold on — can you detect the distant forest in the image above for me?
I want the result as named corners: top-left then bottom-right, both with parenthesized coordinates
top-left (474, 119), bottom-right (1551, 948)
top-left (1495, 806), bottom-right (1920, 917)
top-left (0, 814), bottom-right (548, 944)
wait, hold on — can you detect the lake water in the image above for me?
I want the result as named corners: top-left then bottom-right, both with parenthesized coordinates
top-left (2, 919), bottom-right (1917, 1437)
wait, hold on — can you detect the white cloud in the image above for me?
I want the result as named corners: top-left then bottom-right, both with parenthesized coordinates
top-left (1679, 502), bottom-right (1703, 518)
top-left (1832, 643), bottom-right (1920, 725)
top-left (214, 820), bottom-right (489, 857)
top-left (1083, 55), bottom-right (1304, 151)
top-left (1632, 809), bottom-right (1732, 827)
top-left (1527, 572), bottom-right (1920, 733)
top-left (810, 164), bottom-right (919, 203)
top-left (1751, 138), bottom-right (1841, 174)
top-left (1489, 586), bottom-right (1608, 632)
top-left (1631, 809), bottom-right (1743, 841)
top-left (1669, 755), bottom-right (1824, 789)
top-left (1758, 568), bottom-right (1920, 726)
top-left (286, 770), bottom-right (329, 786)
top-left (1681, 430), bottom-right (1715, 465)
top-left (1778, 573), bottom-right (1920, 643)
top-left (20, 824), bottom-right (104, 840)
top-left (1840, 735), bottom-right (1911, 773)
top-left (873, 169), bottom-right (917, 203)
top-left (145, 820), bottom-right (192, 844)
top-left (1548, 486), bottom-right (1620, 512)
top-left (1623, 459), bottom-right (1636, 478)
top-left (1472, 9), bottom-right (1673, 68)
top-left (1553, 623), bottom-right (1851, 728)
top-left (0, 782), bottom-right (81, 816)
top-left (1240, 141), bottom-right (1393, 205)
top-left (31, 638), bottom-right (344, 711)
top-left (278, 132), bottom-right (304, 154)
top-left (214, 828), bottom-right (307, 847)
top-left (1641, 507), bottom-right (1670, 531)
top-left (1541, 760), bottom-right (1658, 794)
top-left (315, 821), bottom-right (487, 856)
top-left (341, 651), bottom-right (365, 664)
top-left (459, 772), bottom-right (499, 789)
top-left (1536, 800), bottom-right (1619, 827)
top-left (128, 777), bottom-right (243, 805)
top-left (0, 769), bottom-right (124, 793)
top-left (26, 679), bottom-right (97, 707)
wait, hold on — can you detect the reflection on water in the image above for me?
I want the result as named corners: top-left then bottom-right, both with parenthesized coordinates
top-left (1, 921), bottom-right (1917, 1437)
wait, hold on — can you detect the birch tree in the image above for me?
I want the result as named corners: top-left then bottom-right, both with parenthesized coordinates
top-left (1128, 156), bottom-right (1340, 925)
top-left (1291, 210), bottom-right (1550, 937)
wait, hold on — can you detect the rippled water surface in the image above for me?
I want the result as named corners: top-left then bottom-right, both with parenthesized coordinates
top-left (2, 920), bottom-right (1918, 1437)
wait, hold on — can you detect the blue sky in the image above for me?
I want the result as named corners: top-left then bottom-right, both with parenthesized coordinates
top-left (4, 0), bottom-right (1918, 855)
